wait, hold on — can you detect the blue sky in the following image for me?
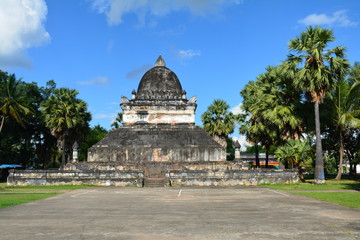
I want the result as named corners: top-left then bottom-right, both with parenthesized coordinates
top-left (1, 0), bottom-right (360, 147)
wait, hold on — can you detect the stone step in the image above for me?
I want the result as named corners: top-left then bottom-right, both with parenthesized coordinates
top-left (144, 178), bottom-right (165, 187)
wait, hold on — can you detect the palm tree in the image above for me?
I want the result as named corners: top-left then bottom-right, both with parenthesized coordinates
top-left (41, 88), bottom-right (91, 168)
top-left (240, 67), bottom-right (303, 167)
top-left (275, 139), bottom-right (313, 182)
top-left (283, 26), bottom-right (349, 184)
top-left (241, 67), bottom-right (303, 143)
top-left (202, 99), bottom-right (237, 148)
top-left (0, 73), bottom-right (32, 133)
top-left (111, 112), bottom-right (123, 128)
top-left (331, 74), bottom-right (360, 179)
top-left (257, 67), bottom-right (303, 141)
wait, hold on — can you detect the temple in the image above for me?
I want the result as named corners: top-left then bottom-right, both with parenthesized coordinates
top-left (7, 57), bottom-right (298, 187)
top-left (86, 56), bottom-right (225, 165)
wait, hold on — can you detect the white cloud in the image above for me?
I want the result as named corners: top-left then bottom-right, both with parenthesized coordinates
top-left (299, 10), bottom-right (358, 27)
top-left (0, 0), bottom-right (50, 69)
top-left (176, 49), bottom-right (201, 60)
top-left (107, 39), bottom-right (115, 52)
top-left (230, 103), bottom-right (244, 115)
top-left (94, 113), bottom-right (117, 119)
top-left (78, 76), bottom-right (111, 85)
top-left (91, 0), bottom-right (242, 26)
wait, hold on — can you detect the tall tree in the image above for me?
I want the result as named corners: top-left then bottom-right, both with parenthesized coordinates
top-left (202, 99), bottom-right (237, 148)
top-left (0, 73), bottom-right (32, 133)
top-left (330, 66), bottom-right (360, 179)
top-left (282, 26), bottom-right (349, 184)
top-left (41, 88), bottom-right (91, 168)
top-left (240, 67), bottom-right (303, 167)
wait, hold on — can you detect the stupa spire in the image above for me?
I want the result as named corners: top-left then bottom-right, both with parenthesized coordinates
top-left (155, 55), bottom-right (166, 67)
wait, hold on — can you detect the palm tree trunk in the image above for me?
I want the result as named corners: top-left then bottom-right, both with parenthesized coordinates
top-left (346, 150), bottom-right (353, 176)
top-left (298, 167), bottom-right (305, 182)
top-left (314, 101), bottom-right (325, 184)
top-left (52, 153), bottom-right (56, 168)
top-left (255, 143), bottom-right (260, 168)
top-left (335, 131), bottom-right (344, 180)
top-left (265, 146), bottom-right (269, 168)
top-left (61, 135), bottom-right (66, 169)
top-left (0, 116), bottom-right (5, 133)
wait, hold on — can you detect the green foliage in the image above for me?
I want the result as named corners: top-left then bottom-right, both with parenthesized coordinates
top-left (241, 66), bottom-right (303, 143)
top-left (323, 154), bottom-right (337, 174)
top-left (41, 88), bottom-right (91, 136)
top-left (275, 139), bottom-right (314, 169)
top-left (41, 88), bottom-right (91, 167)
top-left (244, 145), bottom-right (266, 153)
top-left (0, 72), bottom-right (32, 132)
top-left (111, 112), bottom-right (123, 128)
top-left (0, 70), bottom-right (92, 169)
top-left (0, 72), bottom-right (57, 167)
top-left (226, 137), bottom-right (235, 160)
top-left (79, 124), bottom-right (108, 161)
top-left (284, 26), bottom-right (349, 103)
top-left (202, 99), bottom-right (237, 136)
top-left (279, 26), bottom-right (350, 183)
top-left (202, 99), bottom-right (239, 148)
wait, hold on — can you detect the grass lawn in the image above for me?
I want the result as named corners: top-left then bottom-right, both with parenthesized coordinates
top-left (295, 192), bottom-right (360, 209)
top-left (0, 193), bottom-right (60, 208)
top-left (266, 179), bottom-right (360, 209)
top-left (0, 182), bottom-right (90, 208)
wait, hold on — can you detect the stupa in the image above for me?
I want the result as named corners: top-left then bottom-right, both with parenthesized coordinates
top-left (83, 56), bottom-right (225, 179)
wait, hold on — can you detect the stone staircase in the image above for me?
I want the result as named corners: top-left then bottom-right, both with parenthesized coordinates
top-left (144, 178), bottom-right (165, 187)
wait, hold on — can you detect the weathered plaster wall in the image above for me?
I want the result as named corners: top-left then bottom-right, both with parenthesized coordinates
top-left (87, 126), bottom-right (226, 162)
top-left (88, 147), bottom-right (224, 163)
top-left (66, 161), bottom-right (245, 171)
top-left (7, 170), bottom-right (143, 187)
top-left (8, 169), bottom-right (298, 187)
top-left (166, 170), bottom-right (299, 186)
top-left (122, 105), bottom-right (196, 125)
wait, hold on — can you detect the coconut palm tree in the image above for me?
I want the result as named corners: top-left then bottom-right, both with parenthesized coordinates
top-left (282, 26), bottom-right (349, 184)
top-left (202, 99), bottom-right (237, 148)
top-left (41, 88), bottom-right (91, 168)
top-left (0, 73), bottom-right (32, 133)
top-left (331, 74), bottom-right (360, 179)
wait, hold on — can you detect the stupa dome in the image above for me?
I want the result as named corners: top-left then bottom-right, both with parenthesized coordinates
top-left (136, 56), bottom-right (183, 100)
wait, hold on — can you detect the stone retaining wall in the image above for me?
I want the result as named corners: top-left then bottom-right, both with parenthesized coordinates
top-left (7, 170), bottom-right (143, 187)
top-left (7, 169), bottom-right (298, 186)
top-left (166, 170), bottom-right (298, 186)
